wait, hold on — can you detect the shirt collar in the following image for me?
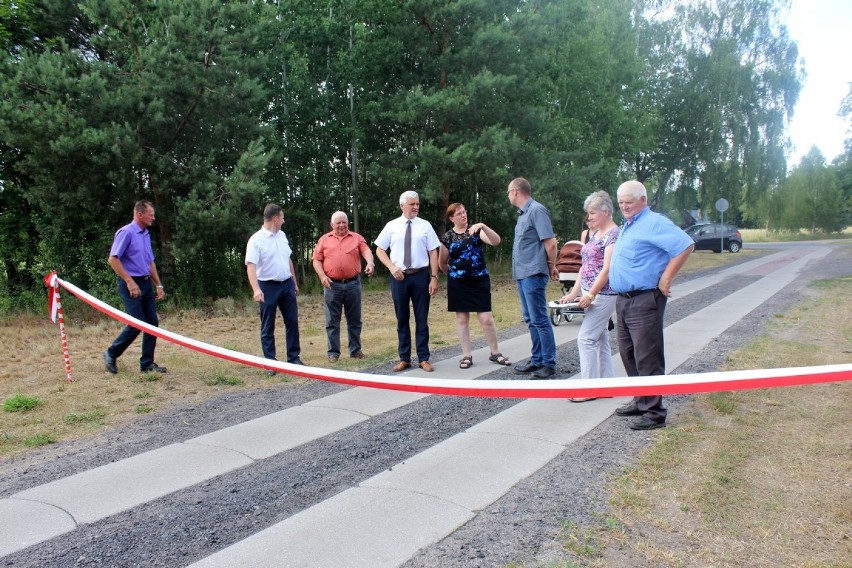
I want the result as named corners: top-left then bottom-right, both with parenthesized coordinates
top-left (624, 206), bottom-right (649, 226)
top-left (518, 198), bottom-right (534, 215)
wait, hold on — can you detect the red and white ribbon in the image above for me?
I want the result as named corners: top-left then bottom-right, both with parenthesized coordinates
top-left (44, 272), bottom-right (60, 323)
top-left (43, 272), bottom-right (73, 382)
top-left (45, 273), bottom-right (851, 396)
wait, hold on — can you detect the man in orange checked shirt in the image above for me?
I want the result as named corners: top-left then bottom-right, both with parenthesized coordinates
top-left (312, 211), bottom-right (375, 362)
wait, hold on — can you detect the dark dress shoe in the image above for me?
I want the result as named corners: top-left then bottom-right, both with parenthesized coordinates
top-left (141, 363), bottom-right (167, 374)
top-left (531, 366), bottom-right (555, 379)
top-left (615, 402), bottom-right (643, 416)
top-left (629, 416), bottom-right (666, 430)
top-left (328, 354), bottom-right (339, 362)
top-left (350, 351), bottom-right (365, 359)
top-left (393, 360), bottom-right (412, 372)
top-left (290, 358), bottom-right (305, 365)
top-left (103, 352), bottom-right (117, 374)
top-left (513, 362), bottom-right (542, 374)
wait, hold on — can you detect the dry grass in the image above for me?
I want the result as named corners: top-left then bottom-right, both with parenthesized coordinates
top-left (0, 250), bottom-right (760, 457)
top-left (1, 275), bottom-right (527, 456)
top-left (739, 226), bottom-right (852, 243)
top-left (597, 275), bottom-right (852, 568)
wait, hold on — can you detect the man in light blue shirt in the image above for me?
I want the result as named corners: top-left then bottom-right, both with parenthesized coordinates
top-left (609, 180), bottom-right (694, 430)
top-left (508, 177), bottom-right (559, 379)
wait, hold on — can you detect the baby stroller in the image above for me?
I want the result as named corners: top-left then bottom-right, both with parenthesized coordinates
top-left (548, 240), bottom-right (585, 326)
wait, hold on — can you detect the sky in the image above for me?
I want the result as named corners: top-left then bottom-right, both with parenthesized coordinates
top-left (784, 0), bottom-right (852, 166)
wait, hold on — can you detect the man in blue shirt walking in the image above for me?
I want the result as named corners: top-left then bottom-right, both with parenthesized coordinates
top-left (609, 180), bottom-right (694, 429)
top-left (103, 200), bottom-right (167, 374)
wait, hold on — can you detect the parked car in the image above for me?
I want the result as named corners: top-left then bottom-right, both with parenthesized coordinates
top-left (684, 223), bottom-right (742, 253)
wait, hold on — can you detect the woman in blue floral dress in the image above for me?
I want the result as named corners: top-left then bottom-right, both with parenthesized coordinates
top-left (439, 203), bottom-right (511, 369)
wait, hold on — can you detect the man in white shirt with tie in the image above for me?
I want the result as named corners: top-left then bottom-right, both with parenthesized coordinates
top-left (375, 191), bottom-right (441, 372)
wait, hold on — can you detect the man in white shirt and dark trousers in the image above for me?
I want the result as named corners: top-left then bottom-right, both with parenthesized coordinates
top-left (375, 191), bottom-right (441, 372)
top-left (245, 203), bottom-right (303, 372)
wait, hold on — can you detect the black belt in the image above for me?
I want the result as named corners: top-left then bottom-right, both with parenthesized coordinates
top-left (329, 275), bottom-right (359, 284)
top-left (619, 288), bottom-right (657, 298)
top-left (260, 278), bottom-right (291, 284)
top-left (131, 275), bottom-right (150, 282)
top-left (402, 267), bottom-right (427, 275)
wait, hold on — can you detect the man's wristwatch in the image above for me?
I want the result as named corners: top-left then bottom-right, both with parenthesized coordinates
top-left (431, 275), bottom-right (438, 279)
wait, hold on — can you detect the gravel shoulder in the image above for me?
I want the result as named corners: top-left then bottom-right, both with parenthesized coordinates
top-left (1, 245), bottom-right (847, 567)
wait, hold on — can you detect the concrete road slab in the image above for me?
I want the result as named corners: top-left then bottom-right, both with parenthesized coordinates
top-left (469, 397), bottom-right (629, 445)
top-left (674, 249), bottom-right (791, 297)
top-left (304, 387), bottom-right (427, 416)
top-left (403, 316), bottom-right (583, 379)
top-left (362, 431), bottom-right (565, 511)
top-left (665, 246), bottom-right (829, 370)
top-left (0, 499), bottom-right (76, 557)
top-left (188, 486), bottom-right (474, 568)
top-left (187, 406), bottom-right (367, 460)
top-left (12, 443), bottom-right (252, 525)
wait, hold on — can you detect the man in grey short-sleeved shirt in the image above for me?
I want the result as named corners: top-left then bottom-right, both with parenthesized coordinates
top-left (508, 177), bottom-right (559, 379)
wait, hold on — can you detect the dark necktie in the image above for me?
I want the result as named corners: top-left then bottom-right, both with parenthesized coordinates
top-left (403, 220), bottom-right (412, 268)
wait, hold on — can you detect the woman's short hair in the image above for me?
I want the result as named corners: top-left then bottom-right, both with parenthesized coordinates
top-left (446, 202), bottom-right (465, 218)
top-left (584, 190), bottom-right (614, 216)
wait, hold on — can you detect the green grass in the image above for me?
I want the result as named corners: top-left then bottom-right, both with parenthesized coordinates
top-left (63, 408), bottom-right (107, 425)
top-left (558, 520), bottom-right (599, 557)
top-left (24, 433), bottom-right (55, 447)
top-left (3, 393), bottom-right (41, 413)
top-left (203, 370), bottom-right (245, 387)
top-left (707, 391), bottom-right (737, 415)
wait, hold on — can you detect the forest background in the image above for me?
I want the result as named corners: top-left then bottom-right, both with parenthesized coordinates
top-left (1, 0), bottom-right (850, 311)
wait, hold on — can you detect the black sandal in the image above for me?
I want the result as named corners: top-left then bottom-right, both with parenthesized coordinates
top-left (489, 353), bottom-right (511, 366)
top-left (459, 356), bottom-right (473, 369)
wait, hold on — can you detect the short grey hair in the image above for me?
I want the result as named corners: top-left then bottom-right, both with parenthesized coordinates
top-left (399, 190), bottom-right (419, 206)
top-left (509, 177), bottom-right (531, 195)
top-left (617, 180), bottom-right (647, 199)
top-left (331, 211), bottom-right (348, 223)
top-left (584, 191), bottom-right (614, 216)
